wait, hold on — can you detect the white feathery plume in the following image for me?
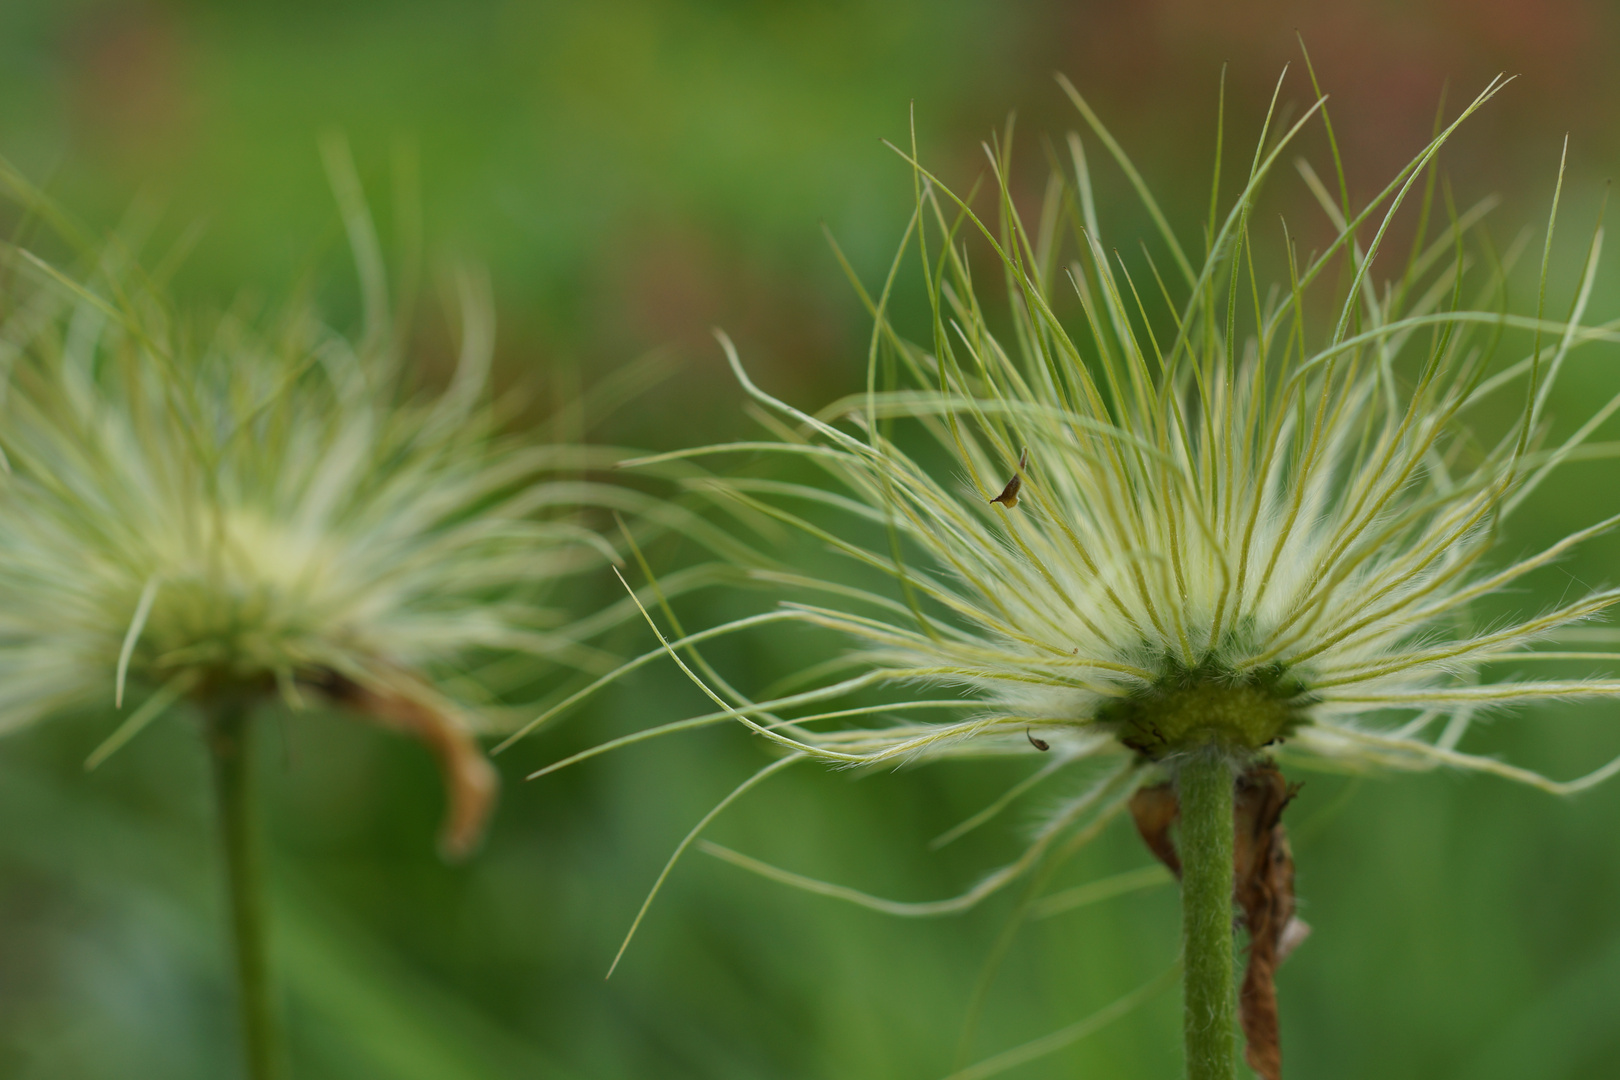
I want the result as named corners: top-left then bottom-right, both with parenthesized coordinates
top-left (530, 72), bottom-right (1620, 1070)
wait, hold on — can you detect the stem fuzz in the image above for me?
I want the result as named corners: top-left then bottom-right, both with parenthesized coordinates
top-left (1178, 747), bottom-right (1238, 1080)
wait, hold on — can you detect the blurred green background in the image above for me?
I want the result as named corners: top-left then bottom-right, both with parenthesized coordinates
top-left (4, 1), bottom-right (1620, 1077)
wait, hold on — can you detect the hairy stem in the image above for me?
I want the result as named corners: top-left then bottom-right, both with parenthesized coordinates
top-left (1178, 747), bottom-right (1237, 1080)
top-left (206, 702), bottom-right (280, 1080)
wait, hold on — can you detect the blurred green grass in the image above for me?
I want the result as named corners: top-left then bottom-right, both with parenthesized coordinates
top-left (4, 1), bottom-right (1620, 1077)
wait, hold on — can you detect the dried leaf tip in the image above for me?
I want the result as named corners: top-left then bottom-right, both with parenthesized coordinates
top-left (312, 669), bottom-right (499, 861)
top-left (990, 448), bottom-right (1029, 508)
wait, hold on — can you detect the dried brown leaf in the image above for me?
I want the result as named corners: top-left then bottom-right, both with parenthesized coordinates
top-left (1232, 763), bottom-right (1304, 1080)
top-left (312, 670), bottom-right (499, 861)
top-left (1128, 780), bottom-right (1181, 875)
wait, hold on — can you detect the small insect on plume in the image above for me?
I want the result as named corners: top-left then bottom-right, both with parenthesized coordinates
top-left (989, 448), bottom-right (1029, 509)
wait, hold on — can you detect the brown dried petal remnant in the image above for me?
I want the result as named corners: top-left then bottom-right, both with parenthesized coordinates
top-left (311, 670), bottom-right (500, 861)
top-left (1127, 781), bottom-right (1181, 875)
top-left (1232, 765), bottom-right (1306, 1080)
top-left (1128, 762), bottom-right (1308, 1080)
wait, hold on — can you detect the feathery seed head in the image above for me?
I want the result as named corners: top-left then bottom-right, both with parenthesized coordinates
top-left (644, 72), bottom-right (1620, 786)
top-left (0, 156), bottom-right (634, 856)
top-left (503, 67), bottom-right (1620, 1075)
top-left (569, 72), bottom-right (1620, 994)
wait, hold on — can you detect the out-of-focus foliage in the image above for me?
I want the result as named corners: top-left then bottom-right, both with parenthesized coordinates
top-left (2, 2), bottom-right (1620, 1078)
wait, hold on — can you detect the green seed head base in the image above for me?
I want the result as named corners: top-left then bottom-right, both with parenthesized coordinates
top-left (1099, 657), bottom-right (1311, 759)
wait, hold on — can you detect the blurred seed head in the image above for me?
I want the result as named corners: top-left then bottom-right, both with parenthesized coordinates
top-left (0, 148), bottom-right (641, 857)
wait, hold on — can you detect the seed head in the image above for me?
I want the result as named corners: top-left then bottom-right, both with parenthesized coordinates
top-left (0, 152), bottom-right (644, 857)
top-left (560, 74), bottom-right (1620, 998)
top-left (619, 76), bottom-right (1620, 789)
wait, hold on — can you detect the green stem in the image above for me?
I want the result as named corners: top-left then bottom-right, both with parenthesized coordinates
top-left (1177, 747), bottom-right (1237, 1080)
top-left (206, 703), bottom-right (281, 1080)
